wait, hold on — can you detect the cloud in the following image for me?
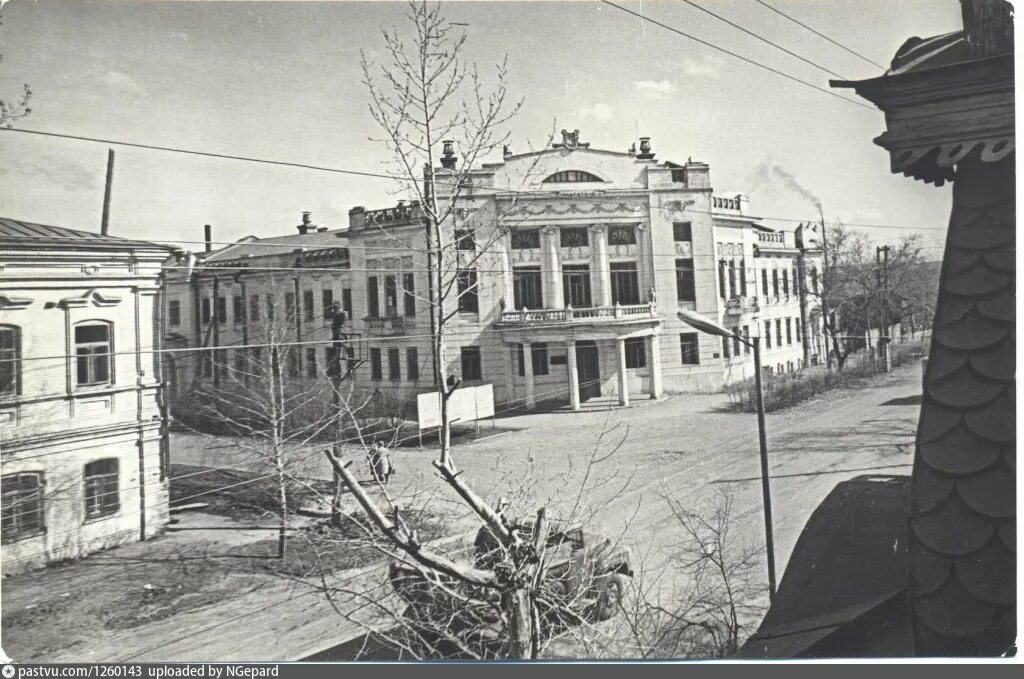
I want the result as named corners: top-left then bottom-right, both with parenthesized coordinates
top-left (634, 79), bottom-right (677, 99)
top-left (0, 154), bottom-right (98, 192)
top-left (681, 59), bottom-right (719, 78)
top-left (100, 70), bottom-right (147, 97)
top-left (578, 102), bottom-right (615, 122)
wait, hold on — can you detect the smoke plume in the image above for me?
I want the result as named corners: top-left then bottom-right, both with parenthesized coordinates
top-left (753, 162), bottom-right (824, 220)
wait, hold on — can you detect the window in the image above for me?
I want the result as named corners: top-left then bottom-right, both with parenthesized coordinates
top-left (786, 318), bottom-right (793, 345)
top-left (201, 298), bottom-right (211, 325)
top-left (230, 295), bottom-right (242, 325)
top-left (782, 269), bottom-right (790, 296)
top-left (84, 459), bottom-right (119, 519)
top-left (625, 338), bottom-right (646, 369)
top-left (742, 326), bottom-right (751, 355)
top-left (286, 350), bottom-right (299, 378)
top-left (2, 472), bottom-right (44, 542)
top-left (728, 260), bottom-right (737, 298)
top-left (675, 259), bottom-right (695, 302)
top-left (513, 267), bottom-right (543, 309)
top-left (733, 329), bottom-right (742, 357)
top-left (233, 349), bottom-right (245, 376)
top-left (610, 262), bottom-right (639, 305)
top-left (511, 229), bottom-right (541, 250)
top-left (388, 348), bottom-right (401, 380)
top-left (266, 294), bottom-right (275, 321)
top-left (455, 229), bottom-right (476, 251)
top-left (0, 325), bottom-right (21, 396)
top-left (168, 300), bottom-right (181, 327)
top-left (776, 319), bottom-right (783, 348)
top-left (457, 270), bottom-right (479, 313)
top-left (402, 274), bottom-right (416, 317)
top-left (285, 292), bottom-right (296, 321)
top-left (303, 290), bottom-right (315, 322)
top-left (560, 227), bottom-right (589, 248)
top-left (765, 321), bottom-right (772, 349)
top-left (761, 269), bottom-right (769, 297)
top-left (722, 336), bottom-right (731, 359)
top-left (718, 261), bottom-right (728, 299)
top-left (342, 288), bottom-right (353, 320)
top-left (608, 226), bottom-right (636, 245)
top-left (249, 295), bottom-right (261, 322)
top-left (367, 277), bottom-right (380, 318)
top-left (305, 348), bottom-right (318, 377)
top-left (75, 323), bottom-right (112, 387)
top-left (216, 296), bottom-right (227, 325)
top-left (369, 348), bottom-right (382, 380)
top-left (542, 170), bottom-right (602, 183)
top-left (384, 276), bottom-right (398, 316)
top-left (251, 347), bottom-right (262, 374)
top-left (796, 318), bottom-right (802, 342)
top-left (461, 346), bottom-right (482, 380)
top-left (407, 347), bottom-right (419, 381)
top-left (772, 269), bottom-right (779, 297)
top-left (325, 347), bottom-right (338, 377)
top-left (517, 343), bottom-right (549, 376)
top-left (322, 289), bottom-right (334, 320)
top-left (740, 260), bottom-right (748, 296)
top-left (680, 333), bottom-right (699, 365)
top-left (562, 265), bottom-right (592, 308)
top-left (673, 222), bottom-right (693, 242)
top-left (811, 266), bottom-right (820, 293)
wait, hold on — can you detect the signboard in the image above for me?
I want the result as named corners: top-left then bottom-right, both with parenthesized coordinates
top-left (416, 384), bottom-right (495, 430)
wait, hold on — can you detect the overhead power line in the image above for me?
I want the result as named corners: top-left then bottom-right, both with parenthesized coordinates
top-left (678, 0), bottom-right (846, 79)
top-left (751, 0), bottom-right (887, 70)
top-left (599, 1), bottom-right (875, 111)
top-left (0, 127), bottom-right (944, 234)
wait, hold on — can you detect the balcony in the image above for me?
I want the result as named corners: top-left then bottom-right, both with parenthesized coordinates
top-left (364, 315), bottom-right (413, 337)
top-left (756, 231), bottom-right (786, 245)
top-left (498, 303), bottom-right (657, 325)
top-left (724, 296), bottom-right (759, 316)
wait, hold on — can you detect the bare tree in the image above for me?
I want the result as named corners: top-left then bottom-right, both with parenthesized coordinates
top-left (617, 491), bottom-right (765, 658)
top-left (361, 0), bottom-right (524, 466)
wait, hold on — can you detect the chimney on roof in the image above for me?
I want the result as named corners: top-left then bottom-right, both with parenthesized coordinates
top-left (100, 149), bottom-right (115, 236)
top-left (636, 137), bottom-right (655, 160)
top-left (440, 140), bottom-right (457, 169)
top-left (204, 224), bottom-right (212, 253)
top-left (298, 211), bottom-right (313, 235)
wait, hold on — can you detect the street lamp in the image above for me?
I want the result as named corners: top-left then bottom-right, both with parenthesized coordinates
top-left (677, 309), bottom-right (777, 603)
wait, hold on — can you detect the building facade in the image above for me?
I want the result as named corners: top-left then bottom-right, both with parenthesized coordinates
top-left (167, 133), bottom-right (823, 421)
top-left (0, 219), bottom-right (171, 574)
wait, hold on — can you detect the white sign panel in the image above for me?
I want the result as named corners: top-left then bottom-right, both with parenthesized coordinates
top-left (416, 384), bottom-right (495, 430)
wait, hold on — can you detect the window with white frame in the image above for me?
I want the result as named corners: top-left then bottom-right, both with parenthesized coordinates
top-left (84, 459), bottom-right (119, 519)
top-left (1, 472), bottom-right (44, 542)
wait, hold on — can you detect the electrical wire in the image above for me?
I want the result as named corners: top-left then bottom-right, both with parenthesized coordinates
top-left (599, 1), bottom-right (875, 110)
top-left (751, 0), bottom-right (887, 70)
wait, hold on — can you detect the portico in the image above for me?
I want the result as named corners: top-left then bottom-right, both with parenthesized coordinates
top-left (497, 306), bottom-right (663, 411)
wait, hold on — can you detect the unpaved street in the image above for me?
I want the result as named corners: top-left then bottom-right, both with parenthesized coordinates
top-left (5, 362), bottom-right (924, 661)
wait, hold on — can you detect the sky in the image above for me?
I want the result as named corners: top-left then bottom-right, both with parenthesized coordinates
top-left (0, 0), bottom-right (962, 252)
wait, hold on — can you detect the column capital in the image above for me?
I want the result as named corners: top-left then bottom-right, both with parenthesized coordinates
top-left (589, 224), bottom-right (608, 233)
top-left (541, 225), bottom-right (559, 235)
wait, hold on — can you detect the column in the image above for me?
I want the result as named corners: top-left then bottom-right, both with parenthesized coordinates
top-left (648, 334), bottom-right (663, 400)
top-left (566, 340), bottom-right (580, 412)
top-left (541, 226), bottom-right (563, 309)
top-left (636, 223), bottom-right (651, 299)
top-left (523, 341), bottom-right (536, 410)
top-left (617, 338), bottom-right (630, 407)
top-left (590, 225), bottom-right (612, 307)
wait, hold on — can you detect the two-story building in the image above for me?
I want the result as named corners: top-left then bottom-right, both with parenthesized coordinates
top-left (166, 132), bottom-right (823, 422)
top-left (163, 213), bottom-right (355, 424)
top-left (1, 218), bottom-right (171, 574)
top-left (346, 131), bottom-right (823, 412)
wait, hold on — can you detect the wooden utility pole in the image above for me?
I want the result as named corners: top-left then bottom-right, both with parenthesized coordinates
top-left (877, 245), bottom-right (891, 372)
top-left (330, 302), bottom-right (349, 528)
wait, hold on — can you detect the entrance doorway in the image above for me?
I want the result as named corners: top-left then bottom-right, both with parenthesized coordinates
top-left (576, 340), bottom-right (601, 401)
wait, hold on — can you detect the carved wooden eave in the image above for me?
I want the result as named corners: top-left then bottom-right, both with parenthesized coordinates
top-left (59, 289), bottom-right (123, 309)
top-left (831, 52), bottom-right (1013, 186)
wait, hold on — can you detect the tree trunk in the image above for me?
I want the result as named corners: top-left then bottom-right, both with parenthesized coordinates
top-left (270, 345), bottom-right (287, 559)
top-left (504, 588), bottom-right (535, 659)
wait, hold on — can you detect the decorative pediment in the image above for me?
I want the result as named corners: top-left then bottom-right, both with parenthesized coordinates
top-left (60, 289), bottom-right (123, 309)
top-left (0, 295), bottom-right (33, 310)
